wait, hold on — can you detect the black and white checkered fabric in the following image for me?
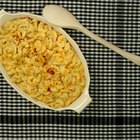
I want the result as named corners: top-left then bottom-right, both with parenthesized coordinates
top-left (0, 0), bottom-right (140, 139)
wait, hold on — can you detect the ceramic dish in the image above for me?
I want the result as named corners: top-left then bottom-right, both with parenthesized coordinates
top-left (0, 9), bottom-right (91, 113)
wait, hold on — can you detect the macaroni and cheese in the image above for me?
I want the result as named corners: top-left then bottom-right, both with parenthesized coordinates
top-left (0, 17), bottom-right (86, 108)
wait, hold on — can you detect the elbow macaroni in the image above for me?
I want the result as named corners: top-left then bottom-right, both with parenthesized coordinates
top-left (0, 17), bottom-right (86, 108)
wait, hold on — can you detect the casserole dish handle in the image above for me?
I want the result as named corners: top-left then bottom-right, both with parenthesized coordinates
top-left (70, 90), bottom-right (92, 113)
top-left (0, 9), bottom-right (8, 17)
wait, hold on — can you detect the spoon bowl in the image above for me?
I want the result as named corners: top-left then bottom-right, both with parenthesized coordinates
top-left (43, 5), bottom-right (80, 28)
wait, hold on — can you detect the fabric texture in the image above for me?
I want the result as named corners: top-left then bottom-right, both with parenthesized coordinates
top-left (0, 0), bottom-right (140, 139)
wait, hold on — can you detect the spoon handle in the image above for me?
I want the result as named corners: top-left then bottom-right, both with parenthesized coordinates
top-left (75, 24), bottom-right (140, 66)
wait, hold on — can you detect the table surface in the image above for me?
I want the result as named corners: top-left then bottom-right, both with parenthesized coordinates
top-left (0, 0), bottom-right (140, 140)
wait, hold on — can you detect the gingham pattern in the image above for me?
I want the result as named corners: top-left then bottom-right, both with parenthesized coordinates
top-left (0, 0), bottom-right (140, 139)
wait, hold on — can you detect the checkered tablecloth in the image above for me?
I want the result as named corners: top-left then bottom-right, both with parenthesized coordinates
top-left (0, 0), bottom-right (140, 139)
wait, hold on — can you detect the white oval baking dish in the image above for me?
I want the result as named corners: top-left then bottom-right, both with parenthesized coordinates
top-left (0, 9), bottom-right (91, 113)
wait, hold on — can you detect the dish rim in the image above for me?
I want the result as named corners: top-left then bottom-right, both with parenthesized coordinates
top-left (0, 9), bottom-right (91, 113)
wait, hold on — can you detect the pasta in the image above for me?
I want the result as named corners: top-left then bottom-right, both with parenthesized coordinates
top-left (0, 17), bottom-right (86, 108)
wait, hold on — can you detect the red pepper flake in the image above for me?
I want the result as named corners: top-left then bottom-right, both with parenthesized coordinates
top-left (47, 69), bottom-right (55, 75)
top-left (14, 35), bottom-right (19, 41)
top-left (47, 87), bottom-right (51, 92)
